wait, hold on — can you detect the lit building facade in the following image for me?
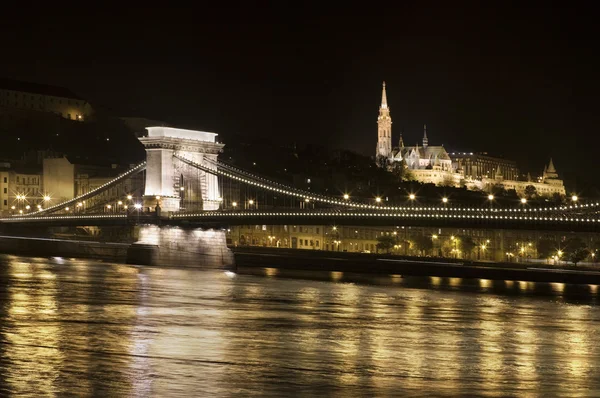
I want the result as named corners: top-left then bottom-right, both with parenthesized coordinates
top-left (229, 224), bottom-right (599, 263)
top-left (0, 162), bottom-right (43, 215)
top-left (375, 82), bottom-right (460, 185)
top-left (0, 78), bottom-right (92, 121)
top-left (375, 82), bottom-right (566, 196)
top-left (451, 152), bottom-right (519, 181)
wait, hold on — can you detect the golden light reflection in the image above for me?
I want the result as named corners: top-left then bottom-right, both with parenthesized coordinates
top-left (6, 259), bottom-right (62, 393)
top-left (479, 279), bottom-right (492, 289)
top-left (390, 274), bottom-right (402, 283)
top-left (265, 267), bottom-right (279, 277)
top-left (505, 280), bottom-right (514, 288)
top-left (449, 277), bottom-right (462, 287)
top-left (430, 276), bottom-right (441, 286)
top-left (550, 282), bottom-right (565, 294)
top-left (330, 271), bottom-right (343, 282)
top-left (589, 284), bottom-right (598, 294)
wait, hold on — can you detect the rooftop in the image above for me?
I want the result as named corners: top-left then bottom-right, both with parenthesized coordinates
top-left (0, 78), bottom-right (84, 100)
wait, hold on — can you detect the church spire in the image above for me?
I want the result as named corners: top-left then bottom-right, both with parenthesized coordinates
top-left (547, 158), bottom-right (556, 173)
top-left (381, 81), bottom-right (388, 109)
top-left (422, 124), bottom-right (428, 148)
top-left (376, 81), bottom-right (392, 162)
top-left (399, 130), bottom-right (405, 148)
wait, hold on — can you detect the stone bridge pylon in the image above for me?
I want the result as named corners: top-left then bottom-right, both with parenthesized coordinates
top-left (138, 127), bottom-right (223, 213)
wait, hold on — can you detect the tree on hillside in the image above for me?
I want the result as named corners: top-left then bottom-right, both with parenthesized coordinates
top-left (376, 235), bottom-right (396, 254)
top-left (524, 185), bottom-right (537, 199)
top-left (550, 192), bottom-right (564, 205)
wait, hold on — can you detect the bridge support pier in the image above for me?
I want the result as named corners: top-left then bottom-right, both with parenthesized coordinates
top-left (126, 225), bottom-right (234, 268)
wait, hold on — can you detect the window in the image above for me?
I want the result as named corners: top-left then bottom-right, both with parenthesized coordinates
top-left (3, 177), bottom-right (6, 183)
top-left (67, 113), bottom-right (71, 119)
top-left (3, 200), bottom-right (6, 206)
top-left (305, 239), bottom-right (308, 246)
top-left (316, 240), bottom-right (320, 247)
top-left (316, 228), bottom-right (319, 234)
top-left (16, 176), bottom-right (19, 183)
top-left (3, 188), bottom-right (6, 194)
top-left (299, 239), bottom-right (303, 246)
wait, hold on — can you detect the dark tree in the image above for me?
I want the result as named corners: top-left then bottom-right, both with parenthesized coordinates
top-left (524, 185), bottom-right (537, 198)
top-left (564, 237), bottom-right (589, 266)
top-left (459, 235), bottom-right (477, 258)
top-left (376, 235), bottom-right (396, 254)
top-left (412, 235), bottom-right (434, 256)
top-left (537, 238), bottom-right (557, 259)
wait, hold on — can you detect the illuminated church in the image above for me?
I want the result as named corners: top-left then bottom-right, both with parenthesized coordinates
top-left (376, 82), bottom-right (459, 186)
top-left (375, 82), bottom-right (566, 196)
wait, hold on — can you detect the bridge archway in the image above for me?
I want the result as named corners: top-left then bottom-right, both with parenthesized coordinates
top-left (138, 127), bottom-right (224, 212)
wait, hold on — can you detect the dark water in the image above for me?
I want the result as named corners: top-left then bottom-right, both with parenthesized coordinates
top-left (1, 255), bottom-right (599, 397)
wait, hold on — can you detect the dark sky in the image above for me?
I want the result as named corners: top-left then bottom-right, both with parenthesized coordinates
top-left (1, 4), bottom-right (599, 191)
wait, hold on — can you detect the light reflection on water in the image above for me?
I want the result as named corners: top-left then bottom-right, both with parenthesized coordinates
top-left (1, 254), bottom-right (600, 397)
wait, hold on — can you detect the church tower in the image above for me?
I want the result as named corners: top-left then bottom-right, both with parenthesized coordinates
top-left (376, 81), bottom-right (392, 161)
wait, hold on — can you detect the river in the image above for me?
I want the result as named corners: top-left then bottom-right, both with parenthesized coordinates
top-left (0, 254), bottom-right (599, 397)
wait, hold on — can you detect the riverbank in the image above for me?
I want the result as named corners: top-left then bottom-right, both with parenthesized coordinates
top-left (231, 246), bottom-right (600, 285)
top-left (0, 235), bottom-right (128, 262)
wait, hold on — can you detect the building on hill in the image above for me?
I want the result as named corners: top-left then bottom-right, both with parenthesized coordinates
top-left (374, 82), bottom-right (566, 197)
top-left (375, 82), bottom-right (461, 186)
top-left (450, 152), bottom-right (519, 181)
top-left (0, 78), bottom-right (93, 122)
top-left (476, 158), bottom-right (565, 197)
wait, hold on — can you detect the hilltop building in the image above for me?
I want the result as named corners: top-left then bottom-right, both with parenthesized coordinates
top-left (0, 78), bottom-right (92, 122)
top-left (375, 82), bottom-right (566, 197)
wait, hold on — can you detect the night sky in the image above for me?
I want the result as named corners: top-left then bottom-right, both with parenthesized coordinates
top-left (1, 4), bottom-right (599, 191)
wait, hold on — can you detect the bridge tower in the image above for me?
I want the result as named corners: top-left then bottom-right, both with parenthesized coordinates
top-left (138, 127), bottom-right (224, 213)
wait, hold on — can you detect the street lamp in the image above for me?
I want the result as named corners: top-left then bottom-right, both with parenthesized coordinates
top-left (127, 195), bottom-right (133, 200)
top-left (343, 194), bottom-right (350, 200)
top-left (43, 195), bottom-right (51, 202)
top-left (571, 195), bottom-right (578, 202)
top-left (488, 194), bottom-right (495, 209)
top-left (520, 198), bottom-right (527, 204)
top-left (375, 197), bottom-right (382, 203)
top-left (409, 194), bottom-right (416, 200)
top-left (442, 197), bottom-right (448, 204)
top-left (232, 201), bottom-right (238, 208)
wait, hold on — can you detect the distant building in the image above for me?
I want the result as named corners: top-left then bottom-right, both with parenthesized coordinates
top-left (478, 158), bottom-right (566, 197)
top-left (450, 152), bottom-right (519, 181)
top-left (0, 78), bottom-right (92, 122)
top-left (0, 162), bottom-right (43, 215)
top-left (374, 82), bottom-right (566, 197)
top-left (376, 82), bottom-right (460, 186)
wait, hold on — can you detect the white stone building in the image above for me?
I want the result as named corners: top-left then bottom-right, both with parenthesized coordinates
top-left (374, 82), bottom-right (567, 197)
top-left (375, 82), bottom-right (460, 186)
